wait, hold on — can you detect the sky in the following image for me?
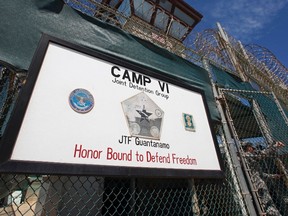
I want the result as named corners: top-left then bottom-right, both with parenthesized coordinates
top-left (188, 0), bottom-right (288, 68)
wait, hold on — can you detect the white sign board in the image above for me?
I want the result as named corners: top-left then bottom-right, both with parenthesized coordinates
top-left (0, 35), bottom-right (223, 177)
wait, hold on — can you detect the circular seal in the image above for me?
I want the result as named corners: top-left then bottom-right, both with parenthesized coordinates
top-left (130, 123), bottom-right (141, 135)
top-left (69, 88), bottom-right (94, 113)
top-left (155, 109), bottom-right (162, 117)
top-left (150, 126), bottom-right (160, 138)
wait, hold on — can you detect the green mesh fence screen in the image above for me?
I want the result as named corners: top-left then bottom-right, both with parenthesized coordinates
top-left (1, 1), bottom-right (287, 213)
top-left (222, 89), bottom-right (288, 216)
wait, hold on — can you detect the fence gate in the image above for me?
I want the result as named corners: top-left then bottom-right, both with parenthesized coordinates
top-left (220, 88), bottom-right (288, 216)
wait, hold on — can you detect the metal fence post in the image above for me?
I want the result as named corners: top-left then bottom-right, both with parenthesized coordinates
top-left (190, 179), bottom-right (200, 216)
top-left (202, 59), bottom-right (257, 215)
top-left (251, 99), bottom-right (274, 146)
top-left (271, 92), bottom-right (288, 126)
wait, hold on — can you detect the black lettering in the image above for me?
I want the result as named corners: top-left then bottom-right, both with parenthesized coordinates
top-left (143, 76), bottom-right (151, 86)
top-left (132, 72), bottom-right (142, 85)
top-left (111, 66), bottom-right (121, 77)
top-left (158, 81), bottom-right (169, 93)
top-left (122, 69), bottom-right (131, 81)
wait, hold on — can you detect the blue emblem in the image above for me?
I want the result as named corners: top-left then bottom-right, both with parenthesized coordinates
top-left (69, 88), bottom-right (94, 113)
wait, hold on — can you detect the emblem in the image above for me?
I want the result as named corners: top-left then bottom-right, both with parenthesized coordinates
top-left (121, 92), bottom-right (164, 140)
top-left (183, 113), bottom-right (196, 132)
top-left (69, 88), bottom-right (94, 113)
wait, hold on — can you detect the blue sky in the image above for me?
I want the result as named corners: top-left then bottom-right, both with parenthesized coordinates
top-left (189, 0), bottom-right (288, 68)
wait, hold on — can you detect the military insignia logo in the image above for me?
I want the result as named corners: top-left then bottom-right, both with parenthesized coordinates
top-left (69, 88), bottom-right (94, 113)
top-left (183, 113), bottom-right (196, 132)
top-left (121, 92), bottom-right (164, 140)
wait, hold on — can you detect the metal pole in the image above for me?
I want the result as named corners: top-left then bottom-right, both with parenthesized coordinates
top-left (216, 22), bottom-right (247, 82)
top-left (251, 99), bottom-right (274, 146)
top-left (190, 179), bottom-right (200, 216)
top-left (271, 92), bottom-right (288, 126)
top-left (219, 89), bottom-right (264, 216)
top-left (129, 178), bottom-right (136, 216)
top-left (202, 59), bottom-right (257, 216)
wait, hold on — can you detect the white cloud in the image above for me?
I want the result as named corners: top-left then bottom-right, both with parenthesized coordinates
top-left (204, 0), bottom-right (288, 42)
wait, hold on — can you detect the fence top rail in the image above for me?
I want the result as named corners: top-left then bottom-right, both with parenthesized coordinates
top-left (219, 88), bottom-right (272, 95)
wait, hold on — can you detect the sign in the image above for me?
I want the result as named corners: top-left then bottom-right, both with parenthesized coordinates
top-left (0, 35), bottom-right (223, 177)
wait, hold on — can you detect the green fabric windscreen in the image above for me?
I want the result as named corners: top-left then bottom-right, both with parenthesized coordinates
top-left (0, 0), bottom-right (220, 122)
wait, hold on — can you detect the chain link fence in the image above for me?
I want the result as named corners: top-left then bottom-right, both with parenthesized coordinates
top-left (0, 174), bottom-right (245, 215)
top-left (221, 89), bottom-right (288, 215)
top-left (0, 1), bottom-right (288, 212)
top-left (0, 62), bottom-right (25, 139)
top-left (0, 63), bottom-right (246, 215)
